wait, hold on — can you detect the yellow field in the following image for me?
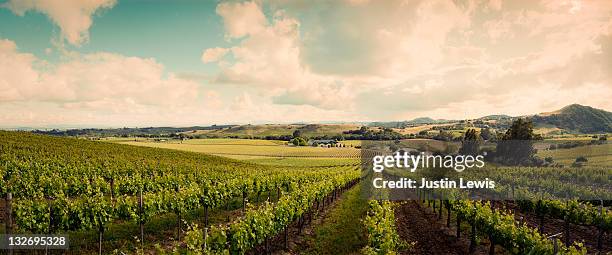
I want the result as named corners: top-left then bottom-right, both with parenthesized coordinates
top-left (398, 138), bottom-right (454, 152)
top-left (339, 140), bottom-right (362, 147)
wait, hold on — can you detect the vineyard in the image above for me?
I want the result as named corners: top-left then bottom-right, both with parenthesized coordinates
top-left (0, 131), bottom-right (360, 254)
top-left (1, 131), bottom-right (610, 254)
top-left (372, 163), bottom-right (611, 254)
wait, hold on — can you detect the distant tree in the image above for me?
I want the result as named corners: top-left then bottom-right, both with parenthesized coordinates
top-left (433, 130), bottom-right (453, 141)
top-left (600, 135), bottom-right (608, 141)
top-left (480, 128), bottom-right (492, 141)
top-left (459, 129), bottom-right (480, 155)
top-left (332, 134), bottom-right (345, 141)
top-left (544, 157), bottom-right (554, 164)
top-left (575, 156), bottom-right (588, 162)
top-left (495, 118), bottom-right (536, 165)
top-left (292, 130), bottom-right (302, 138)
top-left (291, 137), bottom-right (307, 146)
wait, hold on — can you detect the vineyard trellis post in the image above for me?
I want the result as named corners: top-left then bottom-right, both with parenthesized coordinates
top-left (469, 206), bottom-right (476, 254)
top-left (176, 185), bottom-right (181, 242)
top-left (242, 191), bottom-right (247, 214)
top-left (203, 227), bottom-right (208, 251)
top-left (446, 201), bottom-right (451, 228)
top-left (284, 226), bottom-right (288, 250)
top-left (5, 193), bottom-right (12, 234)
top-left (6, 193), bottom-right (13, 255)
top-left (110, 178), bottom-right (115, 201)
top-left (139, 188), bottom-right (144, 250)
top-left (204, 205), bottom-right (209, 227)
top-left (99, 224), bottom-right (104, 255)
top-left (597, 199), bottom-right (603, 254)
top-left (438, 198), bottom-right (443, 220)
top-left (456, 213), bottom-right (461, 238)
top-left (489, 200), bottom-right (495, 255)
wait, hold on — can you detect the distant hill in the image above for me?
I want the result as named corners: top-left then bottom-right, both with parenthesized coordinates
top-left (369, 117), bottom-right (452, 128)
top-left (531, 104), bottom-right (612, 133)
top-left (28, 104), bottom-right (612, 138)
top-left (33, 125), bottom-right (234, 137)
top-left (478, 114), bottom-right (513, 121)
top-left (188, 124), bottom-right (362, 138)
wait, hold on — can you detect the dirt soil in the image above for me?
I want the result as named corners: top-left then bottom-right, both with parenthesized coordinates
top-left (247, 186), bottom-right (355, 255)
top-left (493, 201), bottom-right (611, 254)
top-left (395, 200), bottom-right (491, 255)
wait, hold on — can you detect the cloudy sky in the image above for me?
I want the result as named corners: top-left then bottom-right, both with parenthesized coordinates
top-left (0, 0), bottom-right (611, 127)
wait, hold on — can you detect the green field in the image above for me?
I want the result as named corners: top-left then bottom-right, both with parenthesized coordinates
top-left (115, 138), bottom-right (361, 158)
top-left (538, 143), bottom-right (612, 167)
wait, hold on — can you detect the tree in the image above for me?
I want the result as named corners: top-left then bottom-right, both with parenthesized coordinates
top-left (433, 130), bottom-right (453, 141)
top-left (495, 118), bottom-right (536, 165)
top-left (359, 126), bottom-right (368, 134)
top-left (459, 129), bottom-right (480, 155)
top-left (480, 128), bottom-right (492, 141)
top-left (575, 156), bottom-right (588, 162)
top-left (291, 137), bottom-right (307, 146)
top-left (292, 130), bottom-right (302, 138)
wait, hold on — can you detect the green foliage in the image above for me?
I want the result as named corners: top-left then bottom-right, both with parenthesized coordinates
top-left (184, 224), bottom-right (205, 254)
top-left (575, 156), bottom-right (588, 163)
top-left (452, 200), bottom-right (587, 255)
top-left (0, 131), bottom-right (359, 238)
top-left (291, 137), bottom-right (307, 146)
top-left (495, 118), bottom-right (537, 165)
top-left (480, 128), bottom-right (493, 140)
top-left (459, 129), bottom-right (480, 155)
top-left (362, 201), bottom-right (409, 255)
top-left (531, 104), bottom-right (612, 133)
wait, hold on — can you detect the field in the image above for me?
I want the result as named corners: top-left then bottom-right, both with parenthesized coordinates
top-left (184, 124), bottom-right (362, 138)
top-left (0, 131), bottom-right (361, 254)
top-left (1, 131), bottom-right (610, 255)
top-left (114, 138), bottom-right (361, 159)
top-left (538, 143), bottom-right (612, 167)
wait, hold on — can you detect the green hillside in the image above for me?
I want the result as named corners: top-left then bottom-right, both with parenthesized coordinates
top-left (532, 104), bottom-right (612, 133)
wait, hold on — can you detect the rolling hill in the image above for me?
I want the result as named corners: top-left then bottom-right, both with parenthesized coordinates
top-left (532, 104), bottom-right (612, 133)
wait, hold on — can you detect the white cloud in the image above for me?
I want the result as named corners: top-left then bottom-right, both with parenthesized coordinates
top-left (2, 0), bottom-right (116, 46)
top-left (0, 39), bottom-right (39, 102)
top-left (216, 1), bottom-right (267, 39)
top-left (0, 38), bottom-right (201, 112)
top-left (201, 47), bottom-right (229, 63)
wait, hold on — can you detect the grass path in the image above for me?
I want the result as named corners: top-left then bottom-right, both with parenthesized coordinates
top-left (299, 183), bottom-right (367, 255)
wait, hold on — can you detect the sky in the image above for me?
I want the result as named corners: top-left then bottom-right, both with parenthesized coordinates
top-left (0, 0), bottom-right (611, 128)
